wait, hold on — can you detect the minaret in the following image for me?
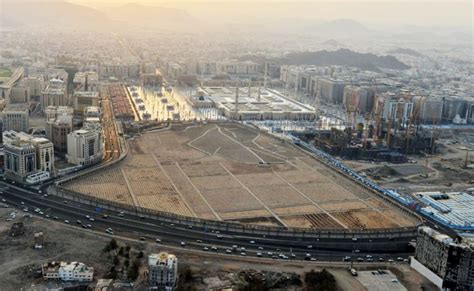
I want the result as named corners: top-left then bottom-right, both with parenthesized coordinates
top-left (248, 78), bottom-right (251, 97)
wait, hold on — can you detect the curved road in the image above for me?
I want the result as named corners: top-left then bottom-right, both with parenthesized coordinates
top-left (0, 180), bottom-right (414, 264)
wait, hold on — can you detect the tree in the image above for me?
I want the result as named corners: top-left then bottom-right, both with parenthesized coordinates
top-left (113, 255), bottom-right (120, 266)
top-left (125, 245), bottom-right (131, 252)
top-left (109, 239), bottom-right (118, 250)
top-left (103, 244), bottom-right (112, 253)
top-left (305, 269), bottom-right (336, 291)
top-left (137, 251), bottom-right (144, 259)
top-left (124, 259), bottom-right (130, 268)
top-left (118, 246), bottom-right (124, 256)
top-left (183, 266), bottom-right (193, 283)
top-left (127, 260), bottom-right (140, 280)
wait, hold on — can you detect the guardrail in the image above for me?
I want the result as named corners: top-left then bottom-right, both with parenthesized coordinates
top-left (52, 185), bottom-right (417, 241)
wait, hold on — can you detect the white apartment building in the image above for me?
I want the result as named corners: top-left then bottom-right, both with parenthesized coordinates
top-left (66, 123), bottom-right (103, 166)
top-left (2, 103), bottom-right (29, 132)
top-left (42, 261), bottom-right (94, 282)
top-left (148, 253), bottom-right (178, 291)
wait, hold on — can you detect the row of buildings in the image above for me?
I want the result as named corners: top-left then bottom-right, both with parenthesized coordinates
top-left (42, 261), bottom-right (94, 282)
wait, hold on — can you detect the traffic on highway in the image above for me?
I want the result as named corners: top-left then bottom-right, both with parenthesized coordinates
top-left (0, 178), bottom-right (414, 265)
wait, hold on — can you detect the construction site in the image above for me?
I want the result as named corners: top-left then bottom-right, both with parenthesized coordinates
top-left (64, 122), bottom-right (419, 230)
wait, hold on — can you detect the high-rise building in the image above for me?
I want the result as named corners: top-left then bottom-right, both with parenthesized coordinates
top-left (3, 131), bottom-right (54, 178)
top-left (41, 77), bottom-right (68, 108)
top-left (318, 78), bottom-right (346, 104)
top-left (73, 91), bottom-right (99, 113)
top-left (148, 252), bottom-right (178, 291)
top-left (4, 138), bottom-right (37, 180)
top-left (66, 123), bottom-right (102, 166)
top-left (2, 103), bottom-right (29, 132)
top-left (412, 226), bottom-right (474, 290)
top-left (45, 106), bottom-right (74, 153)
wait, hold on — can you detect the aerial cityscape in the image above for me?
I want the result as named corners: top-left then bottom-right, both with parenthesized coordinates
top-left (0, 0), bottom-right (472, 290)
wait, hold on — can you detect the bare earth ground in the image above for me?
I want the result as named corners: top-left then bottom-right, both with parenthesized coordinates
top-left (0, 208), bottom-right (437, 291)
top-left (65, 123), bottom-right (418, 230)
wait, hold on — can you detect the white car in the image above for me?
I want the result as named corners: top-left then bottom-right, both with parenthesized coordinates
top-left (155, 238), bottom-right (162, 243)
top-left (180, 241), bottom-right (186, 247)
top-left (64, 220), bottom-right (70, 224)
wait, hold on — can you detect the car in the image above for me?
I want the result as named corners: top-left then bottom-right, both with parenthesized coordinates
top-left (180, 241), bottom-right (186, 247)
top-left (343, 256), bottom-right (351, 262)
top-left (240, 247), bottom-right (246, 251)
top-left (139, 237), bottom-right (146, 241)
top-left (76, 220), bottom-right (82, 224)
top-left (249, 240), bottom-right (255, 244)
top-left (102, 214), bottom-right (108, 219)
top-left (82, 224), bottom-right (87, 228)
top-left (256, 252), bottom-right (263, 257)
top-left (53, 216), bottom-right (58, 220)
top-left (403, 259), bottom-right (408, 263)
top-left (397, 257), bottom-right (404, 261)
top-left (203, 247), bottom-right (209, 251)
top-left (354, 249), bottom-right (360, 253)
top-left (63, 201), bottom-right (68, 204)
top-left (291, 253), bottom-right (296, 258)
top-left (310, 258), bottom-right (317, 261)
top-left (388, 259), bottom-right (394, 263)
top-left (89, 218), bottom-right (95, 222)
top-left (211, 246), bottom-right (218, 251)
top-left (39, 212), bottom-right (44, 215)
top-left (267, 252), bottom-right (274, 256)
top-left (139, 215), bottom-right (145, 220)
top-left (64, 220), bottom-right (70, 224)
top-left (43, 194), bottom-right (48, 198)
top-left (86, 215), bottom-right (90, 219)
top-left (21, 201), bottom-right (25, 205)
top-left (217, 235), bottom-right (223, 239)
top-left (307, 245), bottom-right (313, 249)
top-left (86, 224), bottom-right (92, 228)
top-left (156, 238), bottom-right (162, 243)
top-left (5, 218), bottom-right (12, 222)
top-left (23, 208), bottom-right (29, 212)
top-left (45, 214), bottom-right (50, 218)
top-left (1, 199), bottom-right (6, 203)
top-left (196, 239), bottom-right (202, 243)
top-left (367, 258), bottom-right (373, 262)
top-left (225, 249), bottom-right (232, 254)
top-left (352, 237), bottom-right (358, 241)
top-left (357, 257), bottom-right (364, 262)
top-left (366, 255), bottom-right (372, 258)
top-left (378, 257), bottom-right (385, 262)
top-left (232, 245), bottom-right (238, 249)
top-left (118, 212), bottom-right (124, 217)
top-left (258, 246), bottom-right (264, 250)
top-left (240, 252), bottom-right (246, 256)
top-left (188, 225), bottom-right (193, 229)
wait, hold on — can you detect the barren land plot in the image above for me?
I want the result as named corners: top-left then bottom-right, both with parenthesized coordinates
top-left (219, 209), bottom-right (272, 220)
top-left (190, 175), bottom-right (242, 191)
top-left (319, 200), bottom-right (369, 212)
top-left (135, 194), bottom-right (193, 217)
top-left (129, 180), bottom-right (176, 196)
top-left (180, 162), bottom-right (228, 177)
top-left (68, 183), bottom-right (134, 205)
top-left (123, 153), bottom-right (157, 168)
top-left (201, 188), bottom-right (265, 213)
top-left (364, 197), bottom-right (390, 210)
top-left (272, 205), bottom-right (321, 216)
top-left (332, 210), bottom-right (400, 229)
top-left (293, 182), bottom-right (358, 202)
top-left (249, 185), bottom-right (310, 208)
top-left (277, 169), bottom-right (331, 184)
top-left (161, 164), bottom-right (217, 216)
top-left (235, 173), bottom-right (285, 187)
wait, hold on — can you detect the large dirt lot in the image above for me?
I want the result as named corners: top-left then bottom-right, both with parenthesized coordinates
top-left (66, 123), bottom-right (418, 230)
top-left (0, 208), bottom-right (437, 291)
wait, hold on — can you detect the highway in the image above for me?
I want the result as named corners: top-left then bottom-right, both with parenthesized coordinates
top-left (0, 179), bottom-right (414, 264)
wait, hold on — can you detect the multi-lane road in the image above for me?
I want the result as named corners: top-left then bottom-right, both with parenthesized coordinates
top-left (0, 179), bottom-right (414, 265)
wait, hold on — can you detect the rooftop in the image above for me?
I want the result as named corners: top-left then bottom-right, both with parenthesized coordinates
top-left (416, 191), bottom-right (474, 229)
